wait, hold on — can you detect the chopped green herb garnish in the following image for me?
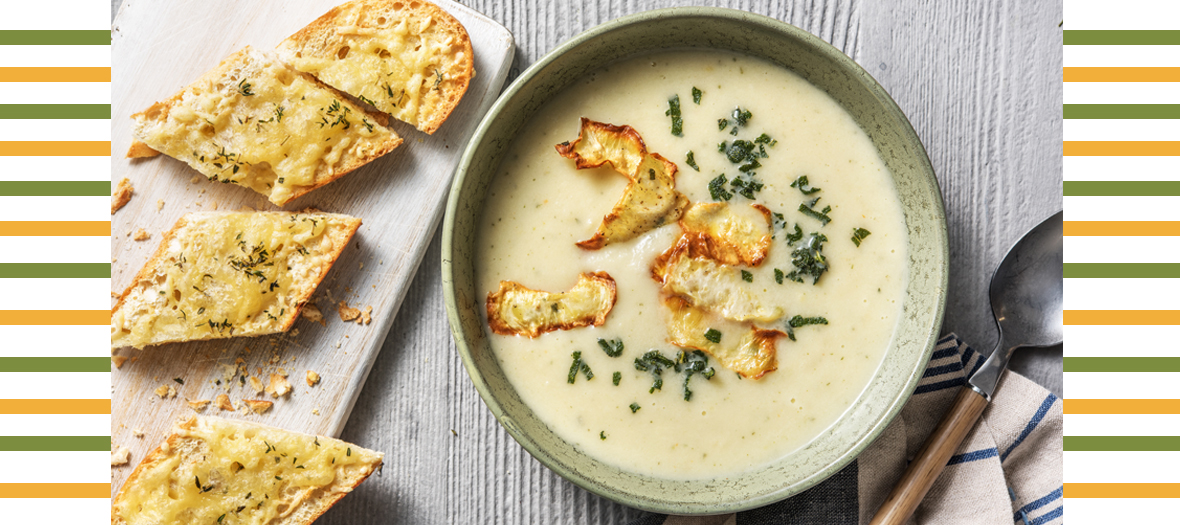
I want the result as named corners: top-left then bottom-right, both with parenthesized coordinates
top-left (613, 372), bottom-right (622, 386)
top-left (600, 431), bottom-right (607, 440)
top-left (692, 87), bottom-right (702, 104)
top-left (787, 233), bottom-right (829, 284)
top-left (799, 198), bottom-right (832, 226)
top-left (630, 402), bottom-right (641, 413)
top-left (708, 174), bottom-right (733, 201)
top-left (732, 107), bottom-right (752, 126)
top-left (785, 315), bottom-right (830, 341)
top-left (724, 139), bottom-right (757, 164)
top-left (237, 78), bottom-right (254, 97)
top-left (774, 268), bottom-right (785, 284)
top-left (703, 328), bottom-right (722, 344)
top-left (729, 173), bottom-right (764, 199)
top-left (173, 377), bottom-right (184, 385)
top-left (718, 118), bottom-right (729, 131)
top-left (568, 351), bottom-right (593, 383)
top-left (597, 338), bottom-right (624, 358)
top-left (677, 349), bottom-right (715, 401)
top-left (754, 133), bottom-right (776, 146)
top-left (786, 223), bottom-right (804, 245)
top-left (741, 270), bottom-right (753, 282)
top-left (790, 175), bottom-right (822, 195)
top-left (685, 150), bottom-right (700, 171)
top-left (851, 227), bottom-right (872, 247)
top-left (218, 514), bottom-right (225, 524)
top-left (665, 94), bottom-right (683, 137)
top-left (346, 447), bottom-right (351, 457)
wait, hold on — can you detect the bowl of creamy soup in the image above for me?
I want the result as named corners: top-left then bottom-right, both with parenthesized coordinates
top-left (443, 7), bottom-right (946, 514)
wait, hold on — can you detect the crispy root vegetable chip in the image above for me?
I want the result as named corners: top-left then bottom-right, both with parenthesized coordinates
top-left (663, 296), bottom-right (782, 379)
top-left (652, 233), bottom-right (784, 323)
top-left (680, 202), bottom-right (773, 267)
top-left (486, 272), bottom-right (617, 337)
top-left (555, 118), bottom-right (690, 250)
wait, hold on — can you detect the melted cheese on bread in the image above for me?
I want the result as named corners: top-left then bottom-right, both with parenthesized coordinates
top-left (130, 46), bottom-right (402, 205)
top-left (112, 416), bottom-right (383, 525)
top-left (111, 211), bottom-right (360, 350)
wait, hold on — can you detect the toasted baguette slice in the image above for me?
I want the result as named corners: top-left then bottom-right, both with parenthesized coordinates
top-left (111, 211), bottom-right (360, 350)
top-left (112, 416), bottom-right (383, 525)
top-left (130, 46), bottom-right (402, 206)
top-left (276, 0), bottom-right (474, 134)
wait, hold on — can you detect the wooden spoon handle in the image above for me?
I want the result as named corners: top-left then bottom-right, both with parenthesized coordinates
top-left (868, 387), bottom-right (990, 525)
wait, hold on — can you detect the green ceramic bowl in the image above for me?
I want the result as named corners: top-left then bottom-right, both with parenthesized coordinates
top-left (443, 7), bottom-right (947, 515)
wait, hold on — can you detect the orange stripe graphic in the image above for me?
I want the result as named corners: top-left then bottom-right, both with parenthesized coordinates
top-left (0, 67), bottom-right (111, 82)
top-left (0, 483), bottom-right (110, 498)
top-left (0, 141), bottom-right (110, 156)
top-left (1064, 67), bottom-right (1180, 82)
top-left (1064, 311), bottom-right (1180, 325)
top-left (1064, 221), bottom-right (1180, 236)
top-left (1064, 141), bottom-right (1180, 156)
top-left (1066, 399), bottom-right (1180, 414)
top-left (1066, 483), bottom-right (1180, 498)
top-left (0, 221), bottom-right (110, 236)
top-left (0, 311), bottom-right (108, 326)
top-left (0, 399), bottom-right (110, 414)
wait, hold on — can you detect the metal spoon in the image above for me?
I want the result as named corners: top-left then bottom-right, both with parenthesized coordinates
top-left (870, 211), bottom-right (1063, 525)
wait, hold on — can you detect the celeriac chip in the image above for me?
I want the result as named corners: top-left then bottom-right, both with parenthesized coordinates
top-left (663, 296), bottom-right (783, 379)
top-left (486, 272), bottom-right (617, 337)
top-left (555, 118), bottom-right (689, 250)
top-left (652, 234), bottom-right (784, 323)
top-left (679, 202), bottom-right (773, 267)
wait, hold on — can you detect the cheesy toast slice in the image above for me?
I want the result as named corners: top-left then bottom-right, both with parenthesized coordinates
top-left (651, 233), bottom-right (784, 323)
top-left (130, 46), bottom-right (402, 206)
top-left (276, 0), bottom-right (474, 134)
top-left (486, 272), bottom-right (617, 338)
top-left (112, 416), bottom-right (383, 525)
top-left (662, 296), bottom-right (783, 380)
top-left (111, 211), bottom-right (360, 350)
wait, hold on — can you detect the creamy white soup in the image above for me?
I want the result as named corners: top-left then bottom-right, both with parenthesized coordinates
top-left (476, 50), bottom-right (908, 479)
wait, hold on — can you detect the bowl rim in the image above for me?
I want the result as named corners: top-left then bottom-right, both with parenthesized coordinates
top-left (443, 5), bottom-right (948, 514)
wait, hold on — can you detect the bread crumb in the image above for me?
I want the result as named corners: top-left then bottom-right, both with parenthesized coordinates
top-left (266, 373), bottom-right (292, 398)
top-left (337, 301), bottom-right (361, 322)
top-left (306, 370), bottom-right (321, 387)
top-left (111, 178), bottom-right (133, 214)
top-left (361, 305), bottom-right (373, 325)
top-left (248, 375), bottom-right (265, 394)
top-left (190, 175), bottom-right (202, 184)
top-left (133, 229), bottom-right (151, 241)
top-left (359, 262), bottom-right (364, 269)
top-left (156, 199), bottom-right (165, 211)
top-left (211, 201), bottom-right (219, 210)
top-left (243, 399), bottom-right (273, 414)
top-left (312, 407), bottom-right (320, 416)
top-left (154, 385), bottom-right (176, 398)
top-left (187, 399), bottom-right (210, 412)
top-left (111, 355), bottom-right (129, 369)
top-left (132, 428), bottom-right (144, 438)
top-left (214, 394), bottom-right (234, 411)
top-left (301, 303), bottom-right (326, 326)
top-left (111, 447), bottom-right (131, 466)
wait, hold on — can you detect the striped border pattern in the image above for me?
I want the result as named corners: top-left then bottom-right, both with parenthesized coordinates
top-left (1064, 1), bottom-right (1180, 519)
top-left (0, 4), bottom-right (112, 521)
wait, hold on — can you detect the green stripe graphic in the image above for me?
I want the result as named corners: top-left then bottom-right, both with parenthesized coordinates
top-left (0, 263), bottom-right (110, 278)
top-left (1064, 104), bottom-right (1180, 119)
top-left (1065, 263), bottom-right (1180, 278)
top-left (0, 105), bottom-right (110, 119)
top-left (0, 30), bottom-right (110, 45)
top-left (1063, 181), bottom-right (1180, 196)
top-left (0, 357), bottom-right (112, 372)
top-left (1064, 30), bottom-right (1180, 45)
top-left (0, 436), bottom-right (110, 451)
top-left (0, 181), bottom-right (109, 196)
top-left (1065, 357), bottom-right (1180, 372)
top-left (1065, 436), bottom-right (1180, 452)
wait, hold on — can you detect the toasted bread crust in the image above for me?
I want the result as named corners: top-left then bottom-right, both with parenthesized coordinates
top-left (125, 141), bottom-right (160, 158)
top-left (486, 272), bottom-right (617, 337)
top-left (277, 0), bottom-right (474, 134)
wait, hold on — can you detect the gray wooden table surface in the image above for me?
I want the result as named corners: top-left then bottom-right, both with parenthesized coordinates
top-left (112, 1), bottom-right (1063, 522)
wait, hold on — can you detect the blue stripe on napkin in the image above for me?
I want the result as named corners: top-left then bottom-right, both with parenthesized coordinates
top-left (1001, 394), bottom-right (1058, 461)
top-left (946, 447), bottom-right (999, 466)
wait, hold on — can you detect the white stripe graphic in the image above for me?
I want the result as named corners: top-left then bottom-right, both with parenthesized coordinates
top-left (1064, 0), bottom-right (1180, 30)
top-left (1064, 325), bottom-right (1180, 357)
top-left (1066, 236), bottom-right (1180, 263)
top-left (1065, 450), bottom-right (1180, 482)
top-left (1065, 196), bottom-right (1180, 221)
top-left (0, 156), bottom-right (112, 181)
top-left (0, 326), bottom-right (110, 357)
top-left (0, 119), bottom-right (111, 142)
top-left (1066, 414), bottom-right (1180, 436)
top-left (1065, 119), bottom-right (1180, 141)
top-left (1063, 499), bottom-right (1180, 525)
top-left (0, 414), bottom-right (110, 436)
top-left (0, 278), bottom-right (111, 310)
top-left (0, 372), bottom-right (110, 399)
top-left (0, 46), bottom-right (111, 68)
top-left (0, 83), bottom-right (110, 105)
top-left (1065, 46), bottom-right (1180, 67)
top-left (0, 499), bottom-right (111, 525)
top-left (1064, 156), bottom-right (1180, 181)
top-left (0, 3), bottom-right (109, 30)
top-left (0, 451), bottom-right (111, 483)
top-left (0, 196), bottom-right (108, 221)
top-left (1066, 372), bottom-right (1180, 399)
top-left (1065, 83), bottom-right (1180, 105)
top-left (1066, 278), bottom-right (1180, 310)
top-left (0, 237), bottom-right (110, 264)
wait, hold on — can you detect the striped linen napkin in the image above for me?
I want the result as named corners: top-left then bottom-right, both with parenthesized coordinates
top-left (630, 335), bottom-right (1063, 525)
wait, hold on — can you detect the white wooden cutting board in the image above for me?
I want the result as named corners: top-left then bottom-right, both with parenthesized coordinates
top-left (109, 0), bottom-right (513, 496)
